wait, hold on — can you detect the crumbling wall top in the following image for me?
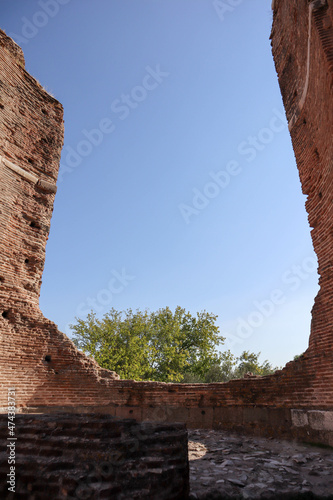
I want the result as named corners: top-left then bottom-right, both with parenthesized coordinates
top-left (0, 29), bottom-right (25, 68)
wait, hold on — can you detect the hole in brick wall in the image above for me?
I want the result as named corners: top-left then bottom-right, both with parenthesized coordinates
top-left (2, 310), bottom-right (9, 319)
top-left (303, 118), bottom-right (307, 125)
top-left (315, 148), bottom-right (320, 159)
top-left (129, 410), bottom-right (133, 414)
top-left (101, 464), bottom-right (112, 475)
top-left (23, 282), bottom-right (35, 292)
top-left (41, 109), bottom-right (48, 115)
top-left (22, 214), bottom-right (40, 229)
top-left (45, 355), bottom-right (51, 362)
top-left (0, 103), bottom-right (4, 109)
top-left (201, 410), bottom-right (206, 415)
top-left (25, 258), bottom-right (29, 264)
top-left (319, 192), bottom-right (322, 199)
top-left (0, 276), bottom-right (4, 282)
top-left (28, 158), bottom-right (34, 165)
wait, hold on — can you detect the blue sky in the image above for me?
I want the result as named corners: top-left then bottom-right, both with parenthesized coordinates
top-left (2, 0), bottom-right (319, 368)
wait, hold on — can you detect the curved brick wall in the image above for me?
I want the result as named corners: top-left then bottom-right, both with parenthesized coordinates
top-left (273, 0), bottom-right (333, 356)
top-left (271, 0), bottom-right (333, 405)
top-left (0, 0), bottom-right (333, 445)
top-left (0, 29), bottom-right (119, 411)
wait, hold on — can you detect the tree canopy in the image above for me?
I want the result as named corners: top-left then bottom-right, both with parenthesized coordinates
top-left (71, 306), bottom-right (224, 382)
top-left (181, 350), bottom-right (278, 383)
top-left (70, 306), bottom-right (278, 382)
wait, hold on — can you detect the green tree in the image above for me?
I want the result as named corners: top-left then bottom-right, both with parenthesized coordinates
top-left (233, 350), bottom-right (277, 378)
top-left (181, 350), bottom-right (278, 383)
top-left (202, 350), bottom-right (238, 382)
top-left (70, 306), bottom-right (225, 382)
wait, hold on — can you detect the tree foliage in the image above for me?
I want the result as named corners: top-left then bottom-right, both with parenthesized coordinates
top-left (232, 350), bottom-right (277, 379)
top-left (70, 306), bottom-right (224, 382)
top-left (181, 350), bottom-right (278, 383)
top-left (71, 306), bottom-right (278, 383)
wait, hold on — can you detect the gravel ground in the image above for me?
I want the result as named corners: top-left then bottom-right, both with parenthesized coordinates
top-left (188, 429), bottom-right (333, 499)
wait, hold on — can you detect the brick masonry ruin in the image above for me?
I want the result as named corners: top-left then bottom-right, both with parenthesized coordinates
top-left (0, 414), bottom-right (189, 499)
top-left (1, 0), bottom-right (333, 452)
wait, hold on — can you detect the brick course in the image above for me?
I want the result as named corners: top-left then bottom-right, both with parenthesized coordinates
top-left (0, 414), bottom-right (189, 499)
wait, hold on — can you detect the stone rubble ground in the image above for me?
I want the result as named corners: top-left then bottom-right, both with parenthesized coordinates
top-left (188, 429), bottom-right (333, 499)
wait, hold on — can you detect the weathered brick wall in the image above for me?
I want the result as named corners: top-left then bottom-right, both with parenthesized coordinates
top-left (0, 0), bottom-right (333, 446)
top-left (0, 29), bottom-right (121, 410)
top-left (0, 414), bottom-right (189, 499)
top-left (271, 0), bottom-right (333, 402)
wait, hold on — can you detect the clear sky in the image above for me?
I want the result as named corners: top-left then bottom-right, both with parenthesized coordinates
top-left (1, 0), bottom-right (319, 368)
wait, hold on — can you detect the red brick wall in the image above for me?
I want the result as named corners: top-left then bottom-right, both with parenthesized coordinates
top-left (0, 414), bottom-right (189, 499)
top-left (0, 0), bottom-right (333, 444)
top-left (0, 29), bottom-right (119, 411)
top-left (271, 0), bottom-right (333, 402)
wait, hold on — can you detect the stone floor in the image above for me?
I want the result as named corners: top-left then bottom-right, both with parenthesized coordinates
top-left (188, 429), bottom-right (333, 499)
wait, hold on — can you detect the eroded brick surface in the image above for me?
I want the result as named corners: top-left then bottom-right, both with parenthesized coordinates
top-left (0, 414), bottom-right (189, 500)
top-left (0, 28), bottom-right (119, 412)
